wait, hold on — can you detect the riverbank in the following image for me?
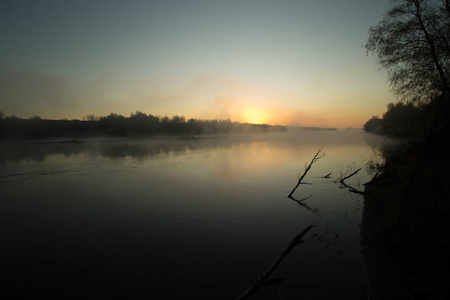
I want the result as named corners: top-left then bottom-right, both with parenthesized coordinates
top-left (361, 142), bottom-right (450, 299)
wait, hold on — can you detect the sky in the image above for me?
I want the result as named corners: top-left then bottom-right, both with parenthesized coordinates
top-left (0, 0), bottom-right (395, 128)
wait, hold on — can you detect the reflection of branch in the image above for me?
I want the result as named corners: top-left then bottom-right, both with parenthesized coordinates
top-left (290, 194), bottom-right (312, 203)
top-left (288, 147), bottom-right (324, 199)
top-left (235, 225), bottom-right (314, 300)
top-left (316, 222), bottom-right (338, 242)
top-left (340, 181), bottom-right (365, 195)
top-left (319, 172), bottom-right (331, 179)
top-left (288, 195), bottom-right (320, 216)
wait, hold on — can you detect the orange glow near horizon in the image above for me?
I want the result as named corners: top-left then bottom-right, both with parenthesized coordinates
top-left (210, 101), bottom-right (371, 129)
top-left (241, 108), bottom-right (270, 125)
top-left (193, 80), bottom-right (380, 129)
top-left (230, 106), bottom-right (373, 129)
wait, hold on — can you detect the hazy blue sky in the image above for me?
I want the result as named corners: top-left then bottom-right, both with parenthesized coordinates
top-left (0, 0), bottom-right (394, 127)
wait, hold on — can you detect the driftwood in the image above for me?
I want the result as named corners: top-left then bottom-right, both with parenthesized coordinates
top-left (235, 225), bottom-right (314, 300)
top-left (288, 147), bottom-right (324, 199)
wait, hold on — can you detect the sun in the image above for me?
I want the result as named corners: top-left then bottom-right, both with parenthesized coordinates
top-left (243, 109), bottom-right (269, 125)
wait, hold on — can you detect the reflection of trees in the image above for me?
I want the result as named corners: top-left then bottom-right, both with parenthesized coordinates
top-left (0, 137), bottom-right (239, 165)
top-left (98, 143), bottom-right (161, 159)
top-left (1, 131), bottom-right (379, 166)
top-left (0, 142), bottom-right (85, 166)
top-left (97, 139), bottom-right (232, 161)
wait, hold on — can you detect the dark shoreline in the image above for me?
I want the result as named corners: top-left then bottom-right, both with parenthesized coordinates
top-left (361, 155), bottom-right (450, 299)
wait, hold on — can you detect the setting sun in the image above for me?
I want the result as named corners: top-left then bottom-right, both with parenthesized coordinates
top-left (242, 108), bottom-right (269, 125)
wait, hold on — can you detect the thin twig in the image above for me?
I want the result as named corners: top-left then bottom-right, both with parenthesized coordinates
top-left (235, 225), bottom-right (314, 300)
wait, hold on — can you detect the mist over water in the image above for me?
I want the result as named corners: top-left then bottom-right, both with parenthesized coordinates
top-left (0, 130), bottom-right (385, 299)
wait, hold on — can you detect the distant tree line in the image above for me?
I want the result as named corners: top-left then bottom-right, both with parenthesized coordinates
top-left (0, 110), bottom-right (287, 140)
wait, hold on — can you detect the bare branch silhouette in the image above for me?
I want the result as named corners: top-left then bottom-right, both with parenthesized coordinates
top-left (337, 166), bottom-right (364, 195)
top-left (339, 168), bottom-right (361, 184)
top-left (288, 147), bottom-right (324, 199)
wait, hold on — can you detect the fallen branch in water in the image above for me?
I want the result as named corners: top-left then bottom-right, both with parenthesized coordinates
top-left (337, 167), bottom-right (364, 195)
top-left (288, 147), bottom-right (324, 199)
top-left (339, 168), bottom-right (361, 184)
top-left (235, 225), bottom-right (314, 300)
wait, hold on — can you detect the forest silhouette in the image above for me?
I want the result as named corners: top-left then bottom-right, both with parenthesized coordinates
top-left (0, 111), bottom-right (299, 140)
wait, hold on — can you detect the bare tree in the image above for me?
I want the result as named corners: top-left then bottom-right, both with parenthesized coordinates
top-left (366, 0), bottom-right (450, 103)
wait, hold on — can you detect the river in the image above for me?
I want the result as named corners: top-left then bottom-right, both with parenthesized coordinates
top-left (0, 130), bottom-right (385, 299)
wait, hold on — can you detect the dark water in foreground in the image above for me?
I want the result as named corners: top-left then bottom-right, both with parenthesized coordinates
top-left (0, 131), bottom-right (385, 299)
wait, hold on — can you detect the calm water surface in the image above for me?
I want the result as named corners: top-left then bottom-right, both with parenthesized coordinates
top-left (0, 131), bottom-right (385, 299)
